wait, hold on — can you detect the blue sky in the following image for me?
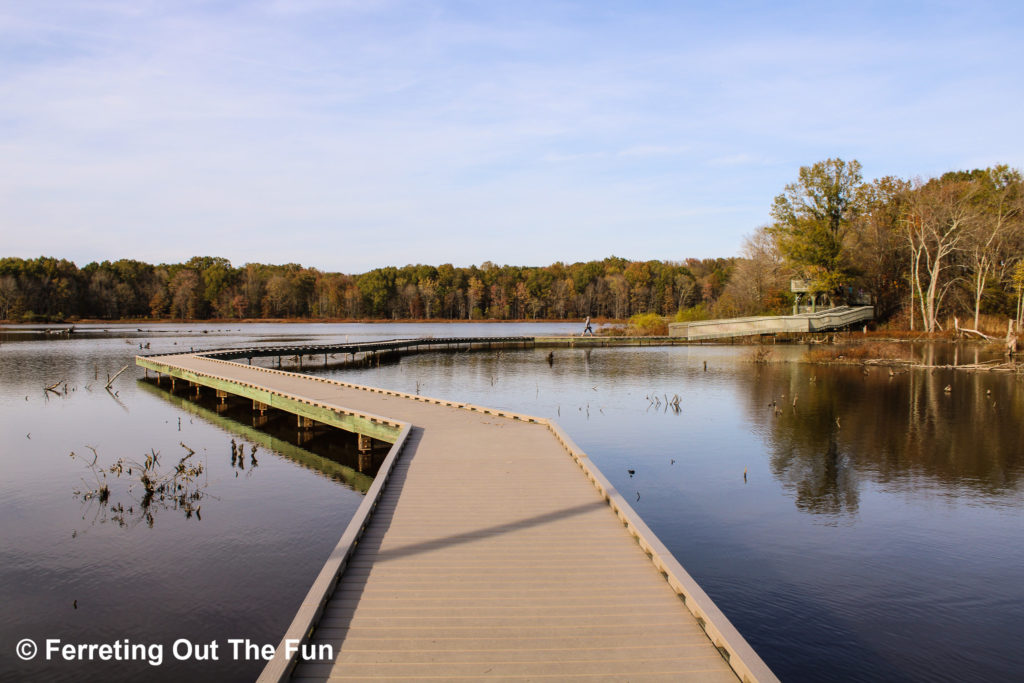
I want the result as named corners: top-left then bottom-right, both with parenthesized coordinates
top-left (2, 1), bottom-right (1022, 272)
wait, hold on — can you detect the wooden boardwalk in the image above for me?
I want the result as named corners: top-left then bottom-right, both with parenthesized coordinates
top-left (137, 348), bottom-right (777, 683)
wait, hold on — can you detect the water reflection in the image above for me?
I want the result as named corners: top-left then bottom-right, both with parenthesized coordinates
top-left (777, 431), bottom-right (858, 518)
top-left (137, 379), bottom-right (382, 490)
top-left (743, 361), bottom-right (1023, 520)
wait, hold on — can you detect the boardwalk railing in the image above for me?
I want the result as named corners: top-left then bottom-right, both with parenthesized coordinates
top-left (259, 422), bottom-right (414, 683)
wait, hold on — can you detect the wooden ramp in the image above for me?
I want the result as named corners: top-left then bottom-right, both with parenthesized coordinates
top-left (669, 305), bottom-right (874, 341)
top-left (136, 351), bottom-right (777, 683)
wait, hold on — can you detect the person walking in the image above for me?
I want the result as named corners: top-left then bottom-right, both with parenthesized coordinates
top-left (582, 316), bottom-right (594, 336)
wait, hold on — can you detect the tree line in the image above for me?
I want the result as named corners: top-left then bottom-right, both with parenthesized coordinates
top-left (0, 255), bottom-right (732, 322)
top-left (723, 159), bottom-right (1024, 332)
top-left (3, 159), bottom-right (1021, 329)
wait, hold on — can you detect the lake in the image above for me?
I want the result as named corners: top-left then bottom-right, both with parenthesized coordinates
top-left (1, 322), bottom-right (1022, 682)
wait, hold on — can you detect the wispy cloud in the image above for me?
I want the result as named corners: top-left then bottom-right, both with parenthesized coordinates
top-left (1, 1), bottom-right (1022, 270)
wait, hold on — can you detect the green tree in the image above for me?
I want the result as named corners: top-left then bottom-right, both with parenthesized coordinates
top-left (768, 158), bottom-right (864, 300)
top-left (357, 269), bottom-right (392, 317)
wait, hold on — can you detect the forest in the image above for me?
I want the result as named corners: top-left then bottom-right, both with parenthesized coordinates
top-left (0, 254), bottom-right (731, 323)
top-left (1, 159), bottom-right (1021, 331)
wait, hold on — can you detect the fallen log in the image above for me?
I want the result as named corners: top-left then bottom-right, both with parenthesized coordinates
top-left (954, 317), bottom-right (995, 340)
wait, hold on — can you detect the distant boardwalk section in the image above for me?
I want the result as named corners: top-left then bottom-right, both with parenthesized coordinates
top-left (670, 305), bottom-right (874, 341)
top-left (136, 340), bottom-right (779, 682)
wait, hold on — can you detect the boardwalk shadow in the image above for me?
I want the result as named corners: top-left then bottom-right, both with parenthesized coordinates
top-left (371, 499), bottom-right (608, 563)
top-left (296, 430), bottom-right (618, 677)
top-left (358, 427), bottom-right (610, 563)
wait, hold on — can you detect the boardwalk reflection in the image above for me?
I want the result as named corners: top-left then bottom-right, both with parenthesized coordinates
top-left (138, 379), bottom-right (379, 492)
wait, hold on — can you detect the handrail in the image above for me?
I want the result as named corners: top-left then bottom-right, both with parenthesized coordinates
top-left (256, 423), bottom-right (412, 683)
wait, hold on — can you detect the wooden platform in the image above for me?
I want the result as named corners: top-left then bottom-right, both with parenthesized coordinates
top-left (137, 348), bottom-right (777, 683)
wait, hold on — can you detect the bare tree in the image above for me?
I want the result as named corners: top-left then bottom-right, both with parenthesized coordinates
top-left (720, 226), bottom-right (787, 315)
top-left (902, 178), bottom-right (980, 332)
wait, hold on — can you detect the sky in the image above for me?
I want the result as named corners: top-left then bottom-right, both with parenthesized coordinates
top-left (1, 0), bottom-right (1023, 273)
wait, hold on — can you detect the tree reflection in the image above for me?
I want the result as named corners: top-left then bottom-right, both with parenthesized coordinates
top-left (744, 359), bottom-right (1023, 518)
top-left (778, 432), bottom-right (858, 517)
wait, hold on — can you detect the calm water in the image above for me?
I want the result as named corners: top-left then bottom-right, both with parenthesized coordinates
top-left (0, 322), bottom-right (575, 682)
top-left (332, 342), bottom-right (1023, 682)
top-left (2, 323), bottom-right (1022, 682)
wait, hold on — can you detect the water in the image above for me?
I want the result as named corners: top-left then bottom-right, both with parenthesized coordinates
top-left (2, 323), bottom-right (1022, 681)
top-left (0, 322), bottom-right (576, 682)
top-left (332, 343), bottom-right (1024, 682)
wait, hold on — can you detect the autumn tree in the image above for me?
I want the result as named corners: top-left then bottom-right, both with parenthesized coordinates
top-left (168, 269), bottom-right (201, 319)
top-left (466, 277), bottom-right (485, 319)
top-left (1012, 261), bottom-right (1024, 331)
top-left (959, 166), bottom-right (1023, 328)
top-left (0, 276), bottom-right (18, 320)
top-left (264, 273), bottom-right (299, 317)
top-left (720, 226), bottom-right (788, 315)
top-left (850, 176), bottom-right (912, 318)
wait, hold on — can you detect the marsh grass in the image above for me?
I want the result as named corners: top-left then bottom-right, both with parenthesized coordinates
top-left (71, 443), bottom-right (208, 528)
top-left (804, 342), bottom-right (913, 363)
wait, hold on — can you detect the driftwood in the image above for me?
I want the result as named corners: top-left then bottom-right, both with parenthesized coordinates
top-left (105, 364), bottom-right (130, 389)
top-left (916, 360), bottom-right (1020, 373)
top-left (816, 357), bottom-right (1020, 374)
top-left (44, 379), bottom-right (66, 393)
top-left (862, 358), bottom-right (915, 366)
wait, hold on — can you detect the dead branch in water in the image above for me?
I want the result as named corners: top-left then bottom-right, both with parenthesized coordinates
top-left (45, 379), bottom-right (66, 393)
top-left (909, 360), bottom-right (1020, 373)
top-left (105, 364), bottom-right (130, 389)
top-left (862, 358), bottom-right (915, 366)
top-left (809, 356), bottom-right (1020, 374)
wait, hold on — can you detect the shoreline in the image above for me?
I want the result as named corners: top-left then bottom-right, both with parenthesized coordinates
top-left (0, 316), bottom-right (620, 326)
